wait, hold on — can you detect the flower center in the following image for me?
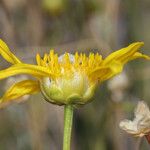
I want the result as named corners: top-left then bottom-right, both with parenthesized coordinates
top-left (37, 51), bottom-right (101, 105)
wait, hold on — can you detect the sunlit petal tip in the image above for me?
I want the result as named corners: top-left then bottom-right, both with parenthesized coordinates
top-left (130, 42), bottom-right (144, 47)
top-left (128, 42), bottom-right (144, 52)
top-left (136, 41), bottom-right (144, 45)
top-left (0, 39), bottom-right (9, 50)
top-left (0, 39), bottom-right (21, 64)
top-left (49, 49), bottom-right (54, 53)
top-left (36, 53), bottom-right (40, 58)
top-left (144, 54), bottom-right (150, 60)
top-left (102, 41), bottom-right (147, 67)
top-left (129, 52), bottom-right (150, 61)
top-left (125, 42), bottom-right (144, 52)
top-left (36, 53), bottom-right (41, 65)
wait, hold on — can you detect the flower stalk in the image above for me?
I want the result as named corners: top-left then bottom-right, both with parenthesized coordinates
top-left (63, 105), bottom-right (74, 150)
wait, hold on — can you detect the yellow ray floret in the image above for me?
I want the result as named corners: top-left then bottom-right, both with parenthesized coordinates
top-left (0, 80), bottom-right (40, 103)
top-left (0, 63), bottom-right (54, 80)
top-left (0, 39), bottom-right (22, 64)
top-left (102, 42), bottom-right (145, 65)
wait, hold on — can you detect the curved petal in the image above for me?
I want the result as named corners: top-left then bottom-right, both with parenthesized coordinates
top-left (0, 39), bottom-right (22, 64)
top-left (0, 80), bottom-right (40, 104)
top-left (89, 61), bottom-right (123, 82)
top-left (128, 52), bottom-right (150, 61)
top-left (103, 42), bottom-right (150, 65)
top-left (0, 63), bottom-right (55, 80)
top-left (89, 66), bottom-right (112, 81)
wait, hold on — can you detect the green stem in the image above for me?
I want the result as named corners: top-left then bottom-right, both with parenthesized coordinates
top-left (63, 105), bottom-right (74, 150)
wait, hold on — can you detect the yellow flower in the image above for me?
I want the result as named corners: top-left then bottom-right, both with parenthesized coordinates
top-left (0, 39), bottom-right (149, 106)
top-left (119, 101), bottom-right (150, 137)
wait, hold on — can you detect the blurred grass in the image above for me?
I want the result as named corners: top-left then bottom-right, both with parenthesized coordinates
top-left (0, 0), bottom-right (150, 150)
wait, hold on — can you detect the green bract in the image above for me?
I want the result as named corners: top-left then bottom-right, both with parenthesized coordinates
top-left (40, 73), bottom-right (97, 105)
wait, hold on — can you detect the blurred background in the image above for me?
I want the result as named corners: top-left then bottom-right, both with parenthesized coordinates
top-left (0, 0), bottom-right (150, 149)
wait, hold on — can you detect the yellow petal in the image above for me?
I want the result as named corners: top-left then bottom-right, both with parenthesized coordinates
top-left (0, 63), bottom-right (54, 80)
top-left (0, 80), bottom-right (40, 103)
top-left (89, 61), bottom-right (123, 82)
top-left (128, 52), bottom-right (150, 61)
top-left (36, 53), bottom-right (42, 65)
top-left (89, 66), bottom-right (112, 81)
top-left (0, 39), bottom-right (22, 64)
top-left (103, 42), bottom-right (147, 65)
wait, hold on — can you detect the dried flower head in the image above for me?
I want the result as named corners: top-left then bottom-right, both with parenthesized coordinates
top-left (0, 39), bottom-right (149, 106)
top-left (119, 101), bottom-right (150, 137)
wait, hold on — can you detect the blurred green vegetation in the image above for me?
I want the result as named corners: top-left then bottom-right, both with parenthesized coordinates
top-left (0, 0), bottom-right (150, 150)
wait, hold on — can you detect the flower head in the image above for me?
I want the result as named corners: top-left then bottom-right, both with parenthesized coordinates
top-left (119, 101), bottom-right (150, 137)
top-left (0, 39), bottom-right (149, 106)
